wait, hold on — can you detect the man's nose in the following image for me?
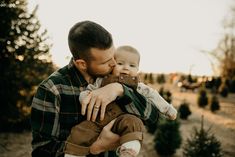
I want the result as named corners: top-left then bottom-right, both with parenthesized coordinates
top-left (109, 58), bottom-right (116, 67)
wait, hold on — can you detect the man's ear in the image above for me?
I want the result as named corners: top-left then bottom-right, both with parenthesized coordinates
top-left (74, 59), bottom-right (87, 71)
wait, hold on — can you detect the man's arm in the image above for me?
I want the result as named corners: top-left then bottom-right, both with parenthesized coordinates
top-left (31, 85), bottom-right (64, 157)
top-left (90, 119), bottom-right (120, 155)
top-left (84, 81), bottom-right (159, 124)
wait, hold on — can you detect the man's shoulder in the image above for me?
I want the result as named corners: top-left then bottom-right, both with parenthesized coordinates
top-left (40, 65), bottom-right (70, 87)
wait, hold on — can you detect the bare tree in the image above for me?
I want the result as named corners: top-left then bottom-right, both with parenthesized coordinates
top-left (209, 6), bottom-right (235, 79)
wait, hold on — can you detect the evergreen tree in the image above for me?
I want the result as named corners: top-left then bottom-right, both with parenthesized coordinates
top-left (197, 88), bottom-right (208, 108)
top-left (157, 73), bottom-right (166, 84)
top-left (229, 78), bottom-right (235, 93)
top-left (165, 90), bottom-right (172, 103)
top-left (149, 73), bottom-right (154, 84)
top-left (187, 74), bottom-right (193, 83)
top-left (210, 95), bottom-right (220, 112)
top-left (154, 119), bottom-right (182, 156)
top-left (0, 0), bottom-right (55, 131)
top-left (183, 117), bottom-right (223, 157)
top-left (218, 83), bottom-right (229, 97)
top-left (144, 73), bottom-right (148, 83)
top-left (178, 100), bottom-right (191, 120)
top-left (159, 86), bottom-right (165, 97)
top-left (158, 86), bottom-right (172, 103)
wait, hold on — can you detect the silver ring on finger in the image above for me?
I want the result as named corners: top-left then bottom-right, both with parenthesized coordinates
top-left (94, 105), bottom-right (100, 110)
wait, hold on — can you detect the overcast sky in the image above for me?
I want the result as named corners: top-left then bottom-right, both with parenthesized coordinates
top-left (29, 0), bottom-right (233, 76)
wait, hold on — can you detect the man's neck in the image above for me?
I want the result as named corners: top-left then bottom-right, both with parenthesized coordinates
top-left (73, 60), bottom-right (94, 84)
top-left (83, 73), bottom-right (95, 84)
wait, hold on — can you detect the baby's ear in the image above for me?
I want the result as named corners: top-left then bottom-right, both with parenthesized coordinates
top-left (74, 59), bottom-right (87, 70)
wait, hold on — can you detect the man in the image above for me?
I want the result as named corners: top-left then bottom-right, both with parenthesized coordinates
top-left (31, 20), bottom-right (159, 157)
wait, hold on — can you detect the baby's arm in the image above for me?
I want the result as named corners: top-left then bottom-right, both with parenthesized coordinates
top-left (137, 83), bottom-right (177, 120)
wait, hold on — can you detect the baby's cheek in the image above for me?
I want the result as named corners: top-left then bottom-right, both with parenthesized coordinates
top-left (129, 71), bottom-right (138, 77)
top-left (112, 68), bottom-right (120, 76)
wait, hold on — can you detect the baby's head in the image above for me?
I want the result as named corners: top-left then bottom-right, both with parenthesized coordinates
top-left (112, 45), bottom-right (140, 76)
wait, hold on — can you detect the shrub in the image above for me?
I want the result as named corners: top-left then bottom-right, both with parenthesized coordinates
top-left (197, 88), bottom-right (208, 108)
top-left (229, 78), bottom-right (235, 93)
top-left (145, 120), bottom-right (158, 134)
top-left (157, 74), bottom-right (166, 84)
top-left (178, 101), bottom-right (191, 120)
top-left (154, 119), bottom-right (182, 156)
top-left (158, 87), bottom-right (172, 103)
top-left (218, 83), bottom-right (229, 97)
top-left (210, 95), bottom-right (220, 112)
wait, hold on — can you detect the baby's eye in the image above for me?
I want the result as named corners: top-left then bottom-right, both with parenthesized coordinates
top-left (130, 64), bottom-right (136, 67)
top-left (117, 62), bottom-right (123, 65)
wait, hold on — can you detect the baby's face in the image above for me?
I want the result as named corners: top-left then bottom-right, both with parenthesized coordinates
top-left (112, 50), bottom-right (139, 76)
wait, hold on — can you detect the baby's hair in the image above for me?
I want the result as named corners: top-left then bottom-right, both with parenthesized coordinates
top-left (116, 45), bottom-right (140, 63)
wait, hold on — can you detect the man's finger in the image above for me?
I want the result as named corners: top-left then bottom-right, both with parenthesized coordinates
top-left (87, 96), bottom-right (96, 121)
top-left (100, 103), bottom-right (107, 121)
top-left (81, 92), bottom-right (91, 115)
top-left (91, 99), bottom-right (101, 122)
top-left (81, 102), bottom-right (87, 115)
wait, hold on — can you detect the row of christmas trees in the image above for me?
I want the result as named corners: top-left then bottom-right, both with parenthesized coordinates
top-left (145, 87), bottom-right (223, 157)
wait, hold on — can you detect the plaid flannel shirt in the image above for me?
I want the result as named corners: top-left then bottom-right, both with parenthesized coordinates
top-left (31, 59), bottom-right (159, 157)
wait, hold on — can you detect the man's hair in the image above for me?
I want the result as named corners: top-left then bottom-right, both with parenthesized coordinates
top-left (68, 21), bottom-right (113, 61)
top-left (116, 45), bottom-right (140, 63)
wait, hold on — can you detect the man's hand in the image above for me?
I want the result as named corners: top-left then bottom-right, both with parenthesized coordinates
top-left (90, 119), bottom-right (120, 154)
top-left (81, 83), bottom-right (123, 121)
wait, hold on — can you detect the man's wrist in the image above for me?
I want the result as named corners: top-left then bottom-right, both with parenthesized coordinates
top-left (112, 83), bottom-right (124, 97)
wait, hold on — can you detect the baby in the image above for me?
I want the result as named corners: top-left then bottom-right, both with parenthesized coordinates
top-left (64, 45), bottom-right (177, 157)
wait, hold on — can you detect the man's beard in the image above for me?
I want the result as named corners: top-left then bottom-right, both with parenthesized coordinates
top-left (87, 66), bottom-right (113, 78)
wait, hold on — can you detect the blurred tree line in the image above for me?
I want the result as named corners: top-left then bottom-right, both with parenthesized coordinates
top-left (0, 0), bottom-right (56, 131)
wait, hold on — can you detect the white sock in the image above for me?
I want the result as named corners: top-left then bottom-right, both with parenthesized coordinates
top-left (121, 140), bottom-right (141, 155)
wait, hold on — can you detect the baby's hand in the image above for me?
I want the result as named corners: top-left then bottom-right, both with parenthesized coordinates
top-left (165, 105), bottom-right (177, 120)
top-left (79, 91), bottom-right (92, 115)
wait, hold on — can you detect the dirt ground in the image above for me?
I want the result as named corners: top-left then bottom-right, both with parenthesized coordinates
top-left (0, 83), bottom-right (235, 157)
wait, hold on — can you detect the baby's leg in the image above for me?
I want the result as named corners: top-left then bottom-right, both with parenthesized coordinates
top-left (90, 119), bottom-right (120, 155)
top-left (112, 114), bottom-right (145, 157)
top-left (64, 121), bottom-right (100, 156)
